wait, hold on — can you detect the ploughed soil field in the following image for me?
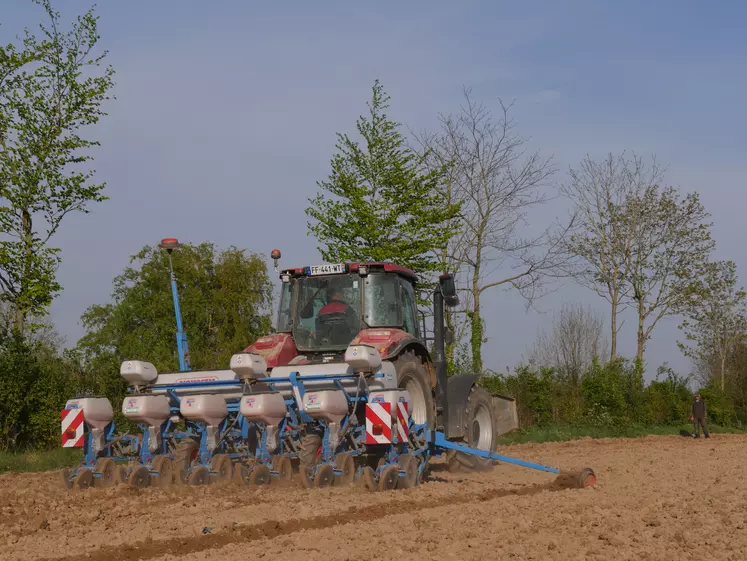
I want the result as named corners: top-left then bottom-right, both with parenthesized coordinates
top-left (2, 434), bottom-right (747, 561)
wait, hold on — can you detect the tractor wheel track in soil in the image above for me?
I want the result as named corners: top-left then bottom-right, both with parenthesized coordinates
top-left (35, 479), bottom-right (582, 561)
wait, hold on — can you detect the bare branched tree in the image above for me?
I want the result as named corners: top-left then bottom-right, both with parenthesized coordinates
top-left (559, 152), bottom-right (662, 360)
top-left (529, 301), bottom-right (609, 391)
top-left (414, 88), bottom-right (573, 373)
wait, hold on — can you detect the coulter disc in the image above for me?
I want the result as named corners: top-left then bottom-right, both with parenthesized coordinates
top-left (74, 468), bottom-right (94, 490)
top-left (128, 465), bottom-right (152, 489)
top-left (378, 464), bottom-right (399, 491)
top-left (397, 454), bottom-right (419, 489)
top-left (187, 465), bottom-right (209, 486)
top-left (59, 468), bottom-right (73, 490)
top-left (249, 464), bottom-right (272, 486)
top-left (93, 458), bottom-right (117, 488)
top-left (334, 453), bottom-right (356, 486)
top-left (313, 464), bottom-right (335, 488)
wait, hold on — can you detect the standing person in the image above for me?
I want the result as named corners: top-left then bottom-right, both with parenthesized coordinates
top-left (689, 393), bottom-right (710, 439)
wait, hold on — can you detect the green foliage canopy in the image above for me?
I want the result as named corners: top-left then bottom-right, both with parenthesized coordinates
top-left (305, 80), bottom-right (461, 300)
top-left (76, 242), bottom-right (275, 376)
top-left (0, 0), bottom-right (115, 333)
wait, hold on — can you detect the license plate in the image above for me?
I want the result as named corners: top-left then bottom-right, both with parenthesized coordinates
top-left (307, 263), bottom-right (346, 276)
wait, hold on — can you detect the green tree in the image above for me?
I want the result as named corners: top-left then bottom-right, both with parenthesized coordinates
top-left (76, 242), bottom-right (274, 390)
top-left (0, 0), bottom-right (115, 334)
top-left (678, 260), bottom-right (747, 391)
top-left (305, 80), bottom-right (461, 302)
top-left (624, 186), bottom-right (714, 363)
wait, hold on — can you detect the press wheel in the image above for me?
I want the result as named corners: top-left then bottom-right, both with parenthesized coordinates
top-left (152, 455), bottom-right (174, 487)
top-left (378, 464), bottom-right (399, 491)
top-left (249, 464), bottom-right (271, 486)
top-left (362, 466), bottom-right (377, 491)
top-left (210, 454), bottom-right (232, 484)
top-left (334, 453), bottom-right (355, 486)
top-left (94, 458), bottom-right (117, 488)
top-left (187, 465), bottom-right (209, 486)
top-left (128, 465), bottom-right (151, 489)
top-left (234, 463), bottom-right (251, 486)
top-left (74, 467), bottom-right (94, 490)
top-left (314, 464), bottom-right (335, 488)
top-left (272, 456), bottom-right (293, 481)
top-left (59, 468), bottom-right (73, 490)
top-left (397, 454), bottom-right (419, 489)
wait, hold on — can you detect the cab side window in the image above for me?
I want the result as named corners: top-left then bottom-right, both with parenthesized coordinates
top-left (399, 279), bottom-right (419, 337)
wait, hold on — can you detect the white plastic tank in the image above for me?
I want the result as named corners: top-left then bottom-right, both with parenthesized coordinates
top-left (344, 344), bottom-right (382, 372)
top-left (180, 394), bottom-right (228, 426)
top-left (230, 352), bottom-right (268, 380)
top-left (120, 360), bottom-right (158, 386)
top-left (121, 394), bottom-right (170, 427)
top-left (65, 397), bottom-right (114, 430)
top-left (302, 390), bottom-right (349, 423)
top-left (240, 392), bottom-right (287, 425)
top-left (367, 389), bottom-right (412, 417)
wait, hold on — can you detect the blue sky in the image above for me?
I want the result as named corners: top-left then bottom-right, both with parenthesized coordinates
top-left (3, 0), bottom-right (746, 380)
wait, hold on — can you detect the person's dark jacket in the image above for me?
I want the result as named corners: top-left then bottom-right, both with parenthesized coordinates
top-left (692, 398), bottom-right (707, 419)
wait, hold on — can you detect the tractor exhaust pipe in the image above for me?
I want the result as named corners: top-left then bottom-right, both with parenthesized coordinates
top-left (433, 274), bottom-right (459, 433)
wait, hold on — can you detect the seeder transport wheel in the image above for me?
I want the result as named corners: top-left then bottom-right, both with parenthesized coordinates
top-left (93, 458), bottom-right (117, 488)
top-left (187, 465), bottom-right (209, 486)
top-left (74, 467), bottom-right (94, 490)
top-left (313, 464), bottom-right (335, 488)
top-left (210, 454), bottom-right (232, 484)
top-left (378, 464), bottom-right (399, 491)
top-left (59, 468), bottom-right (73, 490)
top-left (249, 464), bottom-right (272, 486)
top-left (334, 453), bottom-right (355, 486)
top-left (397, 454), bottom-right (419, 489)
top-left (152, 455), bottom-right (174, 487)
top-left (128, 465), bottom-right (151, 489)
top-left (272, 456), bottom-right (293, 481)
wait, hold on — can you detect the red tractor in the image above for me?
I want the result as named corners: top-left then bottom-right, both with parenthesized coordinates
top-left (243, 253), bottom-right (518, 472)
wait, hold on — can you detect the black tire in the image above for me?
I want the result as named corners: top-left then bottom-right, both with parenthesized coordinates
top-left (447, 386), bottom-right (498, 473)
top-left (298, 433), bottom-right (322, 488)
top-left (173, 438), bottom-right (199, 484)
top-left (393, 350), bottom-right (435, 428)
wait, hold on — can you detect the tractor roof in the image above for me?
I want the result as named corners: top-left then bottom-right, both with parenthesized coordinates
top-left (280, 262), bottom-right (418, 282)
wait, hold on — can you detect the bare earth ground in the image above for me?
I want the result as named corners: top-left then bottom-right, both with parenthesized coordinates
top-left (2, 434), bottom-right (746, 561)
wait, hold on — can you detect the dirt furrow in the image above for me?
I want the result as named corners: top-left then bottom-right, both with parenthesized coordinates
top-left (34, 479), bottom-right (578, 561)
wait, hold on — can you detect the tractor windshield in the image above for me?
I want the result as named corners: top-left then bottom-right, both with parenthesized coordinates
top-left (292, 274), bottom-right (361, 351)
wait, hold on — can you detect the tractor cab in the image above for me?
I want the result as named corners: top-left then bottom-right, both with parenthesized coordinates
top-left (274, 262), bottom-right (421, 361)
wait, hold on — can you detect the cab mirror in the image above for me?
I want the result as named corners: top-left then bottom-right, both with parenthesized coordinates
top-left (439, 274), bottom-right (459, 307)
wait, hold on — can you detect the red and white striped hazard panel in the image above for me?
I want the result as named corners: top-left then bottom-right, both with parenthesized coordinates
top-left (365, 402), bottom-right (392, 444)
top-left (61, 408), bottom-right (84, 448)
top-left (395, 401), bottom-right (409, 443)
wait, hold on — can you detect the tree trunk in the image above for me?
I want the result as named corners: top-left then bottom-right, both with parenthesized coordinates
top-left (610, 300), bottom-right (618, 361)
top-left (15, 208), bottom-right (33, 335)
top-left (636, 298), bottom-right (645, 363)
top-left (720, 350), bottom-right (726, 392)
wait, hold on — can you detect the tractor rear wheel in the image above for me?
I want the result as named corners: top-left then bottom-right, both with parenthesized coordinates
top-left (393, 350), bottom-right (435, 428)
top-left (447, 385), bottom-right (498, 473)
top-left (298, 434), bottom-right (322, 489)
top-left (173, 438), bottom-right (199, 484)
